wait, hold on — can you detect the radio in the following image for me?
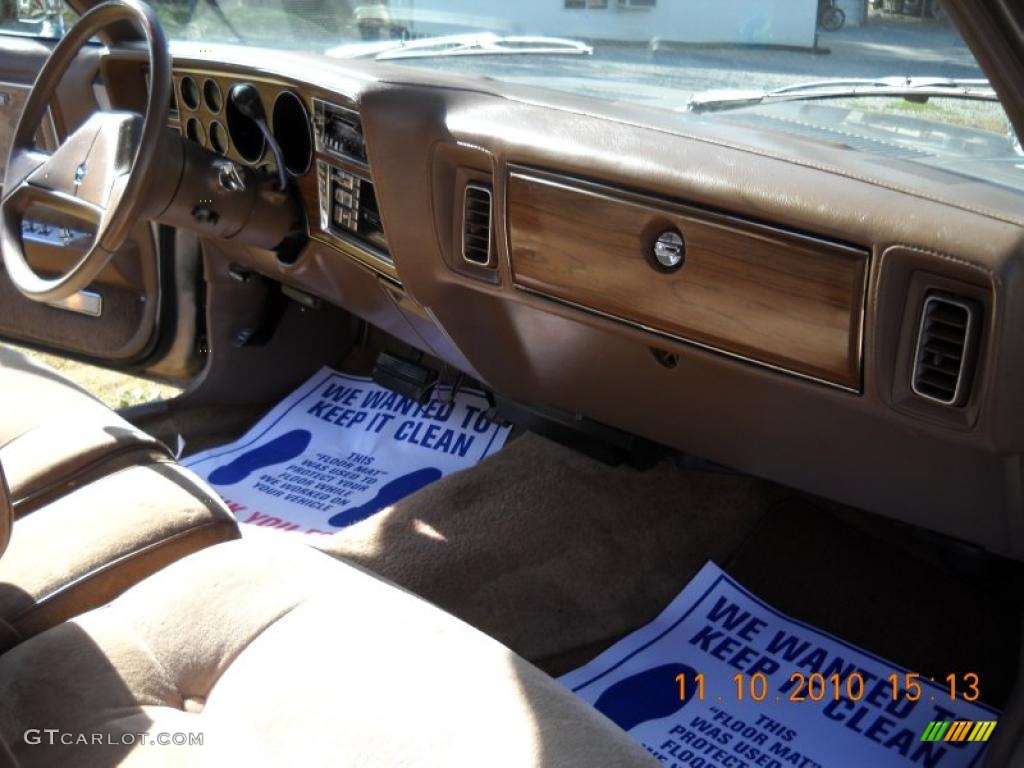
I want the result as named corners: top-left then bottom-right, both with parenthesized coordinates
top-left (312, 98), bottom-right (367, 165)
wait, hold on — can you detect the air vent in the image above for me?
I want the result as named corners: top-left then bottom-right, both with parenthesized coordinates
top-left (462, 183), bottom-right (493, 266)
top-left (912, 293), bottom-right (979, 406)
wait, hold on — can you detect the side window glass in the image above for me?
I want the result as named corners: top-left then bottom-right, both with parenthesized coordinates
top-left (0, 0), bottom-right (72, 39)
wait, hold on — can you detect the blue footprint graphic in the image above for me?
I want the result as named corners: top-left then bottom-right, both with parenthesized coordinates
top-left (208, 429), bottom-right (313, 486)
top-left (328, 467), bottom-right (443, 528)
top-left (594, 663), bottom-right (698, 732)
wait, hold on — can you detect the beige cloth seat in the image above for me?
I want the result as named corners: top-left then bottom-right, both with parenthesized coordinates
top-left (0, 348), bottom-right (239, 650)
top-left (0, 457), bottom-right (238, 651)
top-left (0, 345), bottom-right (170, 512)
top-left (0, 533), bottom-right (655, 767)
top-left (0, 354), bottom-right (653, 766)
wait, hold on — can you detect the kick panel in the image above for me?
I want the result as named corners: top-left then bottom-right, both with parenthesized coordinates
top-left (507, 168), bottom-right (869, 390)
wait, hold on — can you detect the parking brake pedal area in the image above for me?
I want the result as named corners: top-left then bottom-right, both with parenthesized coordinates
top-left (183, 366), bottom-right (510, 534)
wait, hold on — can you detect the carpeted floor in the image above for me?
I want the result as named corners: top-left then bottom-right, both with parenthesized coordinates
top-left (317, 432), bottom-right (787, 672)
top-left (317, 430), bottom-right (1024, 713)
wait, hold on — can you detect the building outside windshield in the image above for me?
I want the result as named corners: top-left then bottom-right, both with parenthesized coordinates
top-left (119, 0), bottom-right (1018, 193)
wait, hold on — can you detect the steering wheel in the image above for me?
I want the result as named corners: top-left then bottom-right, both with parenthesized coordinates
top-left (0, 0), bottom-right (169, 303)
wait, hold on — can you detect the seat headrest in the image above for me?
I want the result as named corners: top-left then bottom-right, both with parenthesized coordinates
top-left (0, 460), bottom-right (10, 558)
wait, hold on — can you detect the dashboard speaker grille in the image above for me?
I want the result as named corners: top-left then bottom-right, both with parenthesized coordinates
top-left (462, 184), bottom-right (493, 266)
top-left (912, 293), bottom-right (979, 406)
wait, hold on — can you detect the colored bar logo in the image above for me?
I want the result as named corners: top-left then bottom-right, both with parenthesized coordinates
top-left (921, 721), bottom-right (997, 742)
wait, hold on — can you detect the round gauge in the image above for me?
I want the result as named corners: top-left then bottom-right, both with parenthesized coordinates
top-left (210, 120), bottom-right (230, 155)
top-left (271, 90), bottom-right (313, 176)
top-left (184, 117), bottom-right (205, 147)
top-left (179, 75), bottom-right (200, 111)
top-left (225, 83), bottom-right (265, 164)
top-left (203, 78), bottom-right (223, 113)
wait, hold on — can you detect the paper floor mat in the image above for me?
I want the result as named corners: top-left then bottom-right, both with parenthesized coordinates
top-left (184, 367), bottom-right (510, 535)
top-left (562, 562), bottom-right (998, 768)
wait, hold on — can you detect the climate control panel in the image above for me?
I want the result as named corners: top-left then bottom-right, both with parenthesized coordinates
top-left (317, 160), bottom-right (388, 260)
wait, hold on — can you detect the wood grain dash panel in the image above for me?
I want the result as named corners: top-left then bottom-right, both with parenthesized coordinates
top-left (508, 170), bottom-right (867, 390)
top-left (295, 165), bottom-right (323, 233)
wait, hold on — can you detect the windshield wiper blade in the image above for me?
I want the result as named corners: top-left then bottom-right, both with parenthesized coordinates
top-left (688, 77), bottom-right (997, 113)
top-left (198, 0), bottom-right (245, 44)
top-left (328, 33), bottom-right (593, 62)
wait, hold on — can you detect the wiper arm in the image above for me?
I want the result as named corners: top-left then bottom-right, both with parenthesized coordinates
top-left (688, 77), bottom-right (997, 113)
top-left (328, 33), bottom-right (592, 62)
top-left (201, 0), bottom-right (245, 44)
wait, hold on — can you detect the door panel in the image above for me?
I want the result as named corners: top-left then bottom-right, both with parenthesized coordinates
top-left (0, 32), bottom-right (193, 376)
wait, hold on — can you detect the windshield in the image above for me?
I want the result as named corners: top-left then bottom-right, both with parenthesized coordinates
top-left (150, 0), bottom-right (1022, 190)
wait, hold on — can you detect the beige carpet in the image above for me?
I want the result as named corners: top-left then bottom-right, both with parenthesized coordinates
top-left (317, 433), bottom-right (787, 673)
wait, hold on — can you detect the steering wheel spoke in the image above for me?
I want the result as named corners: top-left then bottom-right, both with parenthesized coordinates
top-left (6, 180), bottom-right (105, 227)
top-left (0, 179), bottom-right (107, 300)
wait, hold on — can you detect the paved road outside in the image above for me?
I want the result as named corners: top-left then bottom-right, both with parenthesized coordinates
top-left (397, 14), bottom-right (981, 107)
top-left (162, 1), bottom-right (981, 98)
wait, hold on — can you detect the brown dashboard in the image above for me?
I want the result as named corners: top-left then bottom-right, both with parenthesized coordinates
top-left (167, 67), bottom-right (398, 282)
top-left (108, 47), bottom-right (1024, 560)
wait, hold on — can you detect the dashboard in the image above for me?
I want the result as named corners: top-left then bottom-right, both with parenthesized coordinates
top-left (168, 67), bottom-right (395, 281)
top-left (100, 46), bottom-right (1024, 559)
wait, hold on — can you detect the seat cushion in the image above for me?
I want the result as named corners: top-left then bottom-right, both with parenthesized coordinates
top-left (0, 345), bottom-right (171, 511)
top-left (0, 459), bottom-right (238, 651)
top-left (0, 539), bottom-right (655, 767)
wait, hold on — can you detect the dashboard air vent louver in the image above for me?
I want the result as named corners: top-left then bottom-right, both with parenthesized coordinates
top-left (462, 183), bottom-right (493, 266)
top-left (911, 293), bottom-right (979, 407)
